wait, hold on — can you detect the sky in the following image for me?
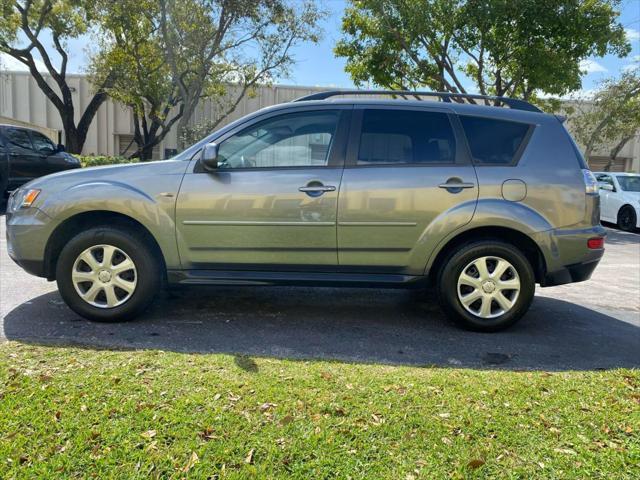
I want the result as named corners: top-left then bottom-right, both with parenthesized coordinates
top-left (1, 0), bottom-right (639, 96)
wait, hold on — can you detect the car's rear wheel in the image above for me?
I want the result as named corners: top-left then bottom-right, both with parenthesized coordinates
top-left (437, 241), bottom-right (535, 332)
top-left (56, 226), bottom-right (161, 322)
top-left (617, 205), bottom-right (637, 232)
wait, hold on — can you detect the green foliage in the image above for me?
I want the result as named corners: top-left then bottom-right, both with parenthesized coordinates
top-left (89, 0), bottom-right (325, 157)
top-left (569, 69), bottom-right (640, 168)
top-left (335, 0), bottom-right (631, 99)
top-left (1, 343), bottom-right (638, 478)
top-left (0, 1), bottom-right (112, 153)
top-left (160, 0), bottom-right (325, 150)
top-left (89, 0), bottom-right (179, 160)
top-left (78, 155), bottom-right (138, 168)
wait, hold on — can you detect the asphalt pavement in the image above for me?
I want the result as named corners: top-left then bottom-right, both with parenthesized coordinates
top-left (1, 206), bottom-right (639, 371)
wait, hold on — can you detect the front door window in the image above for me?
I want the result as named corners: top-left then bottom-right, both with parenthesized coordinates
top-left (217, 111), bottom-right (340, 169)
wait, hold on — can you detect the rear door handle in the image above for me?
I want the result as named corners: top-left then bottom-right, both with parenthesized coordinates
top-left (299, 185), bottom-right (336, 193)
top-left (438, 182), bottom-right (475, 189)
top-left (299, 184), bottom-right (336, 197)
top-left (438, 177), bottom-right (476, 193)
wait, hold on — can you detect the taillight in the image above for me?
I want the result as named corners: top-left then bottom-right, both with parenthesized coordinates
top-left (582, 169), bottom-right (599, 195)
top-left (587, 237), bottom-right (604, 249)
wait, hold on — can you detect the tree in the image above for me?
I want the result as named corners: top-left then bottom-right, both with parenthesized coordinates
top-left (335, 0), bottom-right (630, 101)
top-left (90, 0), bottom-right (182, 160)
top-left (0, 0), bottom-right (114, 153)
top-left (570, 69), bottom-right (640, 171)
top-left (92, 0), bottom-right (324, 159)
top-left (159, 0), bottom-right (324, 151)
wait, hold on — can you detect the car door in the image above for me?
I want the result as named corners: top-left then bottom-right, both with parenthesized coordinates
top-left (596, 174), bottom-right (616, 221)
top-left (337, 106), bottom-right (478, 275)
top-left (28, 130), bottom-right (65, 176)
top-left (175, 106), bottom-right (351, 270)
top-left (3, 127), bottom-right (43, 186)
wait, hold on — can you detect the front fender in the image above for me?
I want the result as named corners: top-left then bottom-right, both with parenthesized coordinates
top-left (39, 179), bottom-right (182, 269)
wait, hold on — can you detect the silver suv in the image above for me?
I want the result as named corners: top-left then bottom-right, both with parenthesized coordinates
top-left (6, 91), bottom-right (605, 331)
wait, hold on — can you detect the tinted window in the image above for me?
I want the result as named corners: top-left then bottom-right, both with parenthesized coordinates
top-left (616, 175), bottom-right (640, 192)
top-left (460, 116), bottom-right (530, 165)
top-left (358, 110), bottom-right (456, 165)
top-left (5, 128), bottom-right (33, 150)
top-left (30, 131), bottom-right (55, 152)
top-left (217, 111), bottom-right (339, 169)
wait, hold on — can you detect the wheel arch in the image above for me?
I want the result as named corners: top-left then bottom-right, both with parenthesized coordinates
top-left (426, 226), bottom-right (547, 285)
top-left (43, 210), bottom-right (167, 281)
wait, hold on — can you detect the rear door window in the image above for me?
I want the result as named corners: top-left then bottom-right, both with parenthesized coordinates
top-left (357, 109), bottom-right (457, 165)
top-left (460, 116), bottom-right (531, 165)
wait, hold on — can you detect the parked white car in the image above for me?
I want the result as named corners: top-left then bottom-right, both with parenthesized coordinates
top-left (594, 172), bottom-right (640, 231)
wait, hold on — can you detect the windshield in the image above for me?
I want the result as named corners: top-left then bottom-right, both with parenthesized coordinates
top-left (616, 175), bottom-right (640, 192)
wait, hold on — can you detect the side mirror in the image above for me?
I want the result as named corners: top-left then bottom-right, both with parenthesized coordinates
top-left (599, 183), bottom-right (614, 191)
top-left (200, 143), bottom-right (219, 171)
top-left (56, 144), bottom-right (66, 152)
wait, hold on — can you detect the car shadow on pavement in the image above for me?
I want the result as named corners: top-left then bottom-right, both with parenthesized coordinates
top-left (3, 286), bottom-right (639, 371)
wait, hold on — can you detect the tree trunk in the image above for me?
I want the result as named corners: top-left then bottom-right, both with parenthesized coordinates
top-left (603, 135), bottom-right (633, 172)
top-left (176, 115), bottom-right (191, 152)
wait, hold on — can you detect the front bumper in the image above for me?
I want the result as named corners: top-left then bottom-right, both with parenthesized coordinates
top-left (6, 207), bottom-right (54, 278)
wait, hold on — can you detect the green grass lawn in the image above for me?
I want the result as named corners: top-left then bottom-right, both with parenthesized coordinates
top-left (1, 342), bottom-right (638, 479)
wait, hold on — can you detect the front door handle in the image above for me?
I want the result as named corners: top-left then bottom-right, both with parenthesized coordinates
top-left (299, 183), bottom-right (336, 197)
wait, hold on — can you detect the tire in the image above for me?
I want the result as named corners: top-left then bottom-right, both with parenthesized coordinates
top-left (617, 205), bottom-right (637, 232)
top-left (55, 226), bottom-right (162, 322)
top-left (437, 240), bottom-right (535, 332)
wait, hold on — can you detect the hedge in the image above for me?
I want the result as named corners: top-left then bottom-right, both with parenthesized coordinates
top-left (78, 155), bottom-right (139, 168)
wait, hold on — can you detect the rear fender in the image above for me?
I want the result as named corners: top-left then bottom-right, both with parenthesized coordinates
top-left (423, 198), bottom-right (554, 274)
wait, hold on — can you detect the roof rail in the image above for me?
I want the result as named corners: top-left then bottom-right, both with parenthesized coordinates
top-left (293, 90), bottom-right (542, 113)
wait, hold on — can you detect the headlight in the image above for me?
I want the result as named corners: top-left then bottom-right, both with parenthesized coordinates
top-left (8, 188), bottom-right (41, 212)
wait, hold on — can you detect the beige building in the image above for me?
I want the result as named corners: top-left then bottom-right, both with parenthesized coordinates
top-left (0, 71), bottom-right (325, 159)
top-left (1, 70), bottom-right (638, 171)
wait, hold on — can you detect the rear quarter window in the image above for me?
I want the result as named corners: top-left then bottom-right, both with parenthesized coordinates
top-left (460, 116), bottom-right (531, 165)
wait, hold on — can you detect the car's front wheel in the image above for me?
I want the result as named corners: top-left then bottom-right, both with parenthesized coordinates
top-left (56, 226), bottom-right (161, 322)
top-left (617, 205), bottom-right (637, 232)
top-left (437, 241), bottom-right (535, 332)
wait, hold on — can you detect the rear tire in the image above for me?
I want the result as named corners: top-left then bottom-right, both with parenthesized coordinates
top-left (55, 226), bottom-right (161, 322)
top-left (617, 206), bottom-right (637, 232)
top-left (437, 240), bottom-right (535, 332)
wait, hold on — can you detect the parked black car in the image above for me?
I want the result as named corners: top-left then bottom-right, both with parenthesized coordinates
top-left (0, 124), bottom-right (80, 196)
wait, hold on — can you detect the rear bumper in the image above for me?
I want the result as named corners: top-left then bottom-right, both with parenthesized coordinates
top-left (536, 225), bottom-right (605, 287)
top-left (541, 258), bottom-right (601, 287)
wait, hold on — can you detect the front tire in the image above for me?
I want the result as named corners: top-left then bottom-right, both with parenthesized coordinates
top-left (617, 206), bottom-right (637, 232)
top-left (437, 241), bottom-right (535, 332)
top-left (56, 226), bottom-right (161, 322)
